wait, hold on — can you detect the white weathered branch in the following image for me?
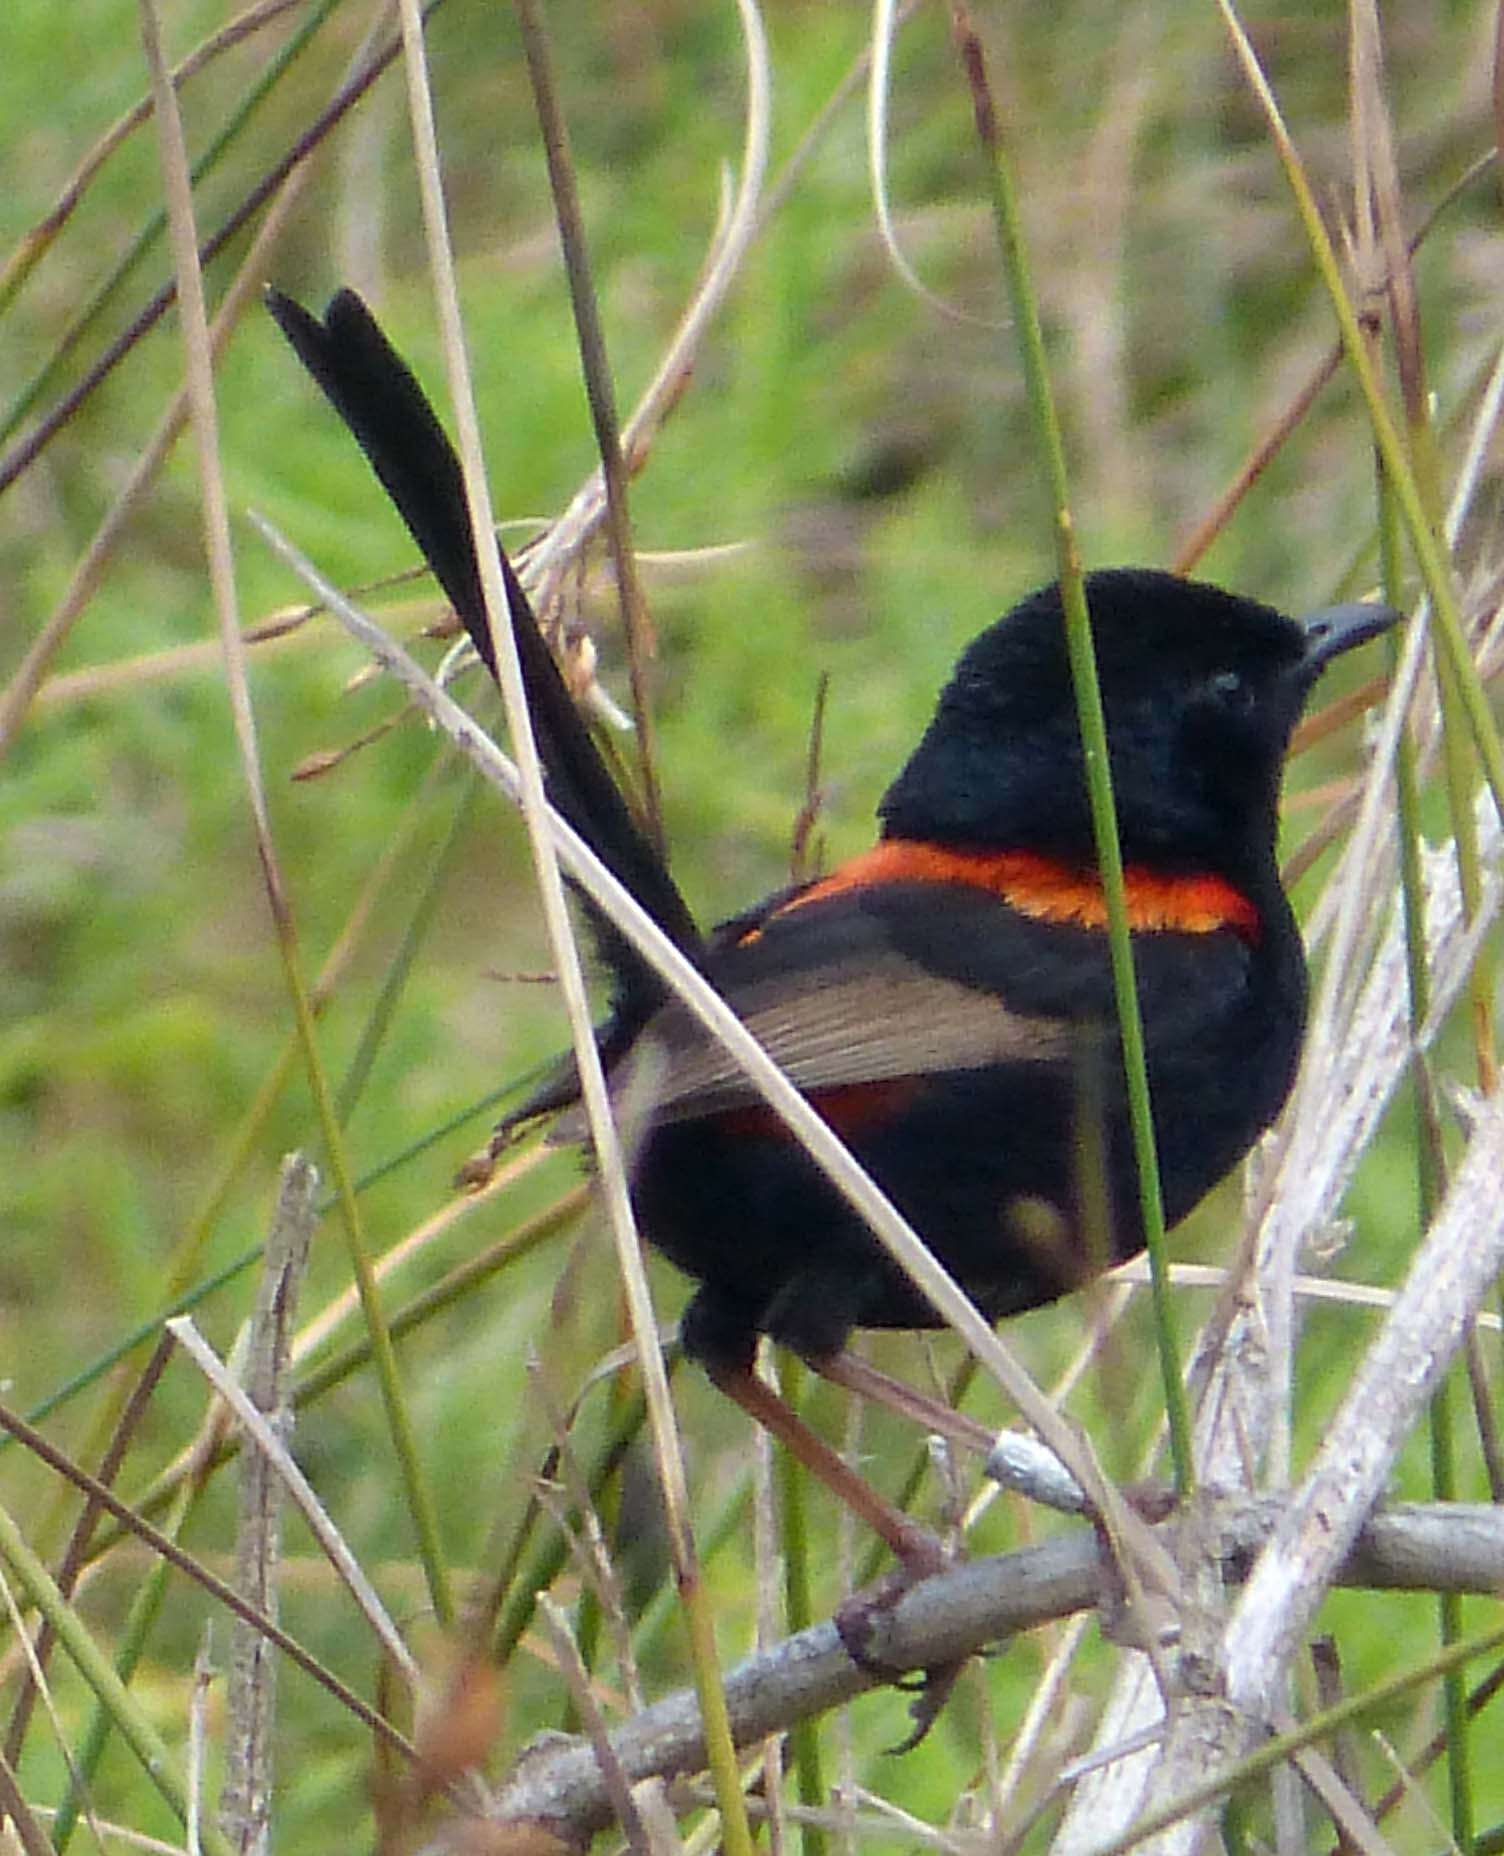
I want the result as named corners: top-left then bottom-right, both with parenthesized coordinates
top-left (436, 1498), bottom-right (1504, 1846)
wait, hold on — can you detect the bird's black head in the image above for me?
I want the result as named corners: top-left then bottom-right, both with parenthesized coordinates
top-left (879, 567), bottom-right (1397, 889)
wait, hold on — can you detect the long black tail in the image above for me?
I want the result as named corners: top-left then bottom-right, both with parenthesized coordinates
top-left (266, 288), bottom-right (701, 1028)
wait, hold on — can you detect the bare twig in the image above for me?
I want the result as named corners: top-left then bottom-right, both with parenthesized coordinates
top-left (220, 1155), bottom-right (318, 1856)
top-left (167, 1317), bottom-right (421, 1686)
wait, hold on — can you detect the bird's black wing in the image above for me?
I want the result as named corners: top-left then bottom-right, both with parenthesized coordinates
top-left (266, 287), bottom-right (702, 1024)
top-left (597, 877), bottom-right (1257, 1130)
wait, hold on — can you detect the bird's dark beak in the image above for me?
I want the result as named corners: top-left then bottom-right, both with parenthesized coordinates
top-left (1298, 599), bottom-right (1403, 678)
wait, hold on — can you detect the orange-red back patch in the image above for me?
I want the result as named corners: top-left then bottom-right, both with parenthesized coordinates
top-left (780, 840), bottom-right (1260, 940)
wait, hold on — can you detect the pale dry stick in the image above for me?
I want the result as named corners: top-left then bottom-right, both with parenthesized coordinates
top-left (1285, 1737), bottom-right (1394, 1856)
top-left (1221, 1080), bottom-right (1504, 1684)
top-left (988, 1612), bottom-right (1094, 1831)
top-left (1, 1332), bottom-right (175, 1782)
top-left (957, 1276), bottom-right (1145, 1815)
top-left (535, 1596), bottom-right (655, 1856)
top-left (1228, 797), bottom-right (1502, 1434)
top-left (395, 0), bottom-right (704, 1626)
top-left (220, 1155), bottom-right (317, 1856)
top-left (1180, 575), bottom-right (1426, 1517)
top-left (34, 615), bottom-right (315, 712)
top-left (1058, 121), bottom-right (1504, 1856)
top-left (527, 1363), bottom-right (644, 1711)
top-left (969, 1650), bottom-right (1007, 1856)
top-left (868, 0), bottom-right (1000, 328)
top-left (1124, 1092), bottom-right (1504, 1856)
top-left (1370, 1729), bottom-right (1456, 1852)
top-left (0, 0), bottom-right (379, 758)
top-left (0, 1397), bottom-right (418, 1760)
top-left (29, 1810), bottom-right (190, 1856)
top-left (699, 1791), bottom-right (969, 1852)
top-left (251, 516), bottom-right (1174, 1606)
top-left (188, 1630), bottom-right (213, 1856)
top-left (389, 6), bottom-right (748, 1844)
top-left (1120, 1261), bottom-right (1502, 1330)
top-left (32, 570), bottom-right (476, 712)
top-left (29, 539), bottom-right (747, 719)
top-left (0, 1496), bottom-right (234, 1856)
top-left (1243, 586), bottom-right (1477, 1490)
top-left (1053, 790), bottom-right (1504, 1856)
top-left (839, 1787), bottom-right (970, 1851)
top-left (1249, 637), bottom-right (1411, 1490)
top-left (1021, 749), bottom-right (1504, 1831)
top-left (1350, 0), bottom-right (1424, 422)
top-left (166, 1317), bottom-right (421, 1686)
top-left (0, 1753), bottom-right (50, 1856)
top-left (137, 0), bottom-right (263, 840)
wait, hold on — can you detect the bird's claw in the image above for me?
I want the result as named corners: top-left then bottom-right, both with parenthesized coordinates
top-left (834, 1554), bottom-right (963, 1752)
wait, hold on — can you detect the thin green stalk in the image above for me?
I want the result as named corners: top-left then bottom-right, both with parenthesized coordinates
top-left (1220, 1790), bottom-right (1253, 1856)
top-left (681, 1576), bottom-right (756, 1856)
top-left (337, 772), bottom-right (479, 1120)
top-left (1431, 1387), bottom-right (1474, 1854)
top-left (950, 7), bottom-right (1193, 1491)
top-left (1433, 634), bottom-right (1497, 1086)
top-left (1217, 0), bottom-right (1504, 832)
top-left (1381, 477), bottom-right (1476, 1855)
top-left (0, 1497), bottom-right (233, 1856)
top-left (51, 1479), bottom-right (199, 1852)
top-left (778, 1359), bottom-right (826, 1856)
top-left (513, 0), bottom-right (667, 850)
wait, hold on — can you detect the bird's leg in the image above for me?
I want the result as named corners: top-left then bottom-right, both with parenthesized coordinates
top-left (807, 1348), bottom-right (995, 1456)
top-left (705, 1358), bottom-right (948, 1579)
top-left (706, 1355), bottom-right (966, 1747)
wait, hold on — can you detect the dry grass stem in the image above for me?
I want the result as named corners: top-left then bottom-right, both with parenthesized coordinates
top-left (220, 1155), bottom-right (318, 1856)
top-left (166, 1316), bottom-right (421, 1687)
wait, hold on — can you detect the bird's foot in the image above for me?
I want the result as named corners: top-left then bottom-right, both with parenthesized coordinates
top-left (834, 1536), bottom-right (964, 1752)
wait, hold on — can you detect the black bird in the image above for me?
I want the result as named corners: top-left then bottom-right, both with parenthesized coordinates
top-left (270, 287), bottom-right (1397, 1564)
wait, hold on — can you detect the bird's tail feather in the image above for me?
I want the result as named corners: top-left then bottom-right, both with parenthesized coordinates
top-left (266, 286), bottom-right (702, 1028)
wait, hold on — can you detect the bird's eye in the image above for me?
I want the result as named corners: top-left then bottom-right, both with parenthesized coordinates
top-left (1208, 670), bottom-right (1251, 711)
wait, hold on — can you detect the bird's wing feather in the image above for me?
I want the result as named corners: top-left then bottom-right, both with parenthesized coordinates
top-left (557, 876), bottom-right (1258, 1134)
